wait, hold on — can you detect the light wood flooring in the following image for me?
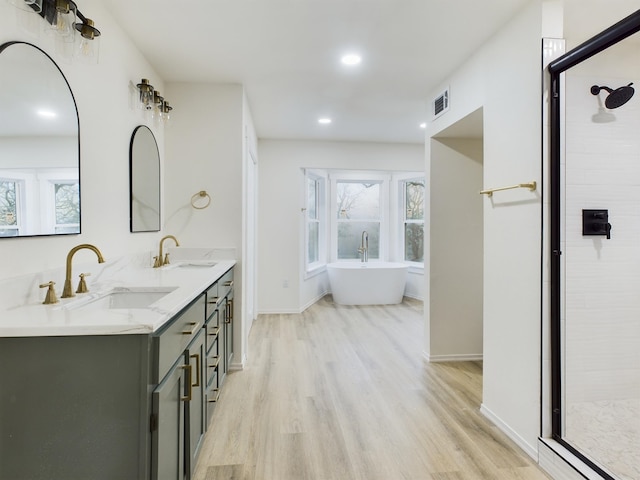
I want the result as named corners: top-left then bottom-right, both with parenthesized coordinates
top-left (193, 296), bottom-right (551, 480)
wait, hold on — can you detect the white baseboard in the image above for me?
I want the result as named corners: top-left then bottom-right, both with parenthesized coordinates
top-left (403, 292), bottom-right (424, 301)
top-left (228, 353), bottom-right (245, 372)
top-left (480, 403), bottom-right (538, 460)
top-left (257, 308), bottom-right (305, 315)
top-left (300, 291), bottom-right (329, 312)
top-left (423, 351), bottom-right (483, 362)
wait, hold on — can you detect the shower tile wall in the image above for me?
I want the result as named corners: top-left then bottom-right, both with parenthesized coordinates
top-left (563, 40), bottom-right (640, 480)
top-left (564, 60), bottom-right (640, 404)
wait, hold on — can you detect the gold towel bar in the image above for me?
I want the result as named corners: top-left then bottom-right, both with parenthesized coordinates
top-left (479, 181), bottom-right (537, 197)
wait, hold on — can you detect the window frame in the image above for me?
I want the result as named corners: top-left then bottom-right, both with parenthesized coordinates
top-left (399, 175), bottom-right (425, 267)
top-left (303, 169), bottom-right (327, 277)
top-left (38, 169), bottom-right (80, 235)
top-left (329, 171), bottom-right (390, 263)
top-left (0, 176), bottom-right (24, 237)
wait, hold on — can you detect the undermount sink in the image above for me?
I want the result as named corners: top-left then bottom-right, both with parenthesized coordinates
top-left (164, 260), bottom-right (217, 269)
top-left (62, 286), bottom-right (178, 310)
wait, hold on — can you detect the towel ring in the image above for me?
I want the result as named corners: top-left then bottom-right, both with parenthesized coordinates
top-left (191, 190), bottom-right (211, 210)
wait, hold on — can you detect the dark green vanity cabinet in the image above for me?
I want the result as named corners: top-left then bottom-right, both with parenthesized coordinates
top-left (0, 333), bottom-right (152, 480)
top-left (151, 293), bottom-right (205, 480)
top-left (0, 266), bottom-right (234, 480)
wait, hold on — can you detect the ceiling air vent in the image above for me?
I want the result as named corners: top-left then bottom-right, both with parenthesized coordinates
top-left (432, 88), bottom-right (450, 119)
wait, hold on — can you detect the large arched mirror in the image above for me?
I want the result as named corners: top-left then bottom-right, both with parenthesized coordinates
top-left (0, 41), bottom-right (80, 237)
top-left (129, 125), bottom-right (160, 232)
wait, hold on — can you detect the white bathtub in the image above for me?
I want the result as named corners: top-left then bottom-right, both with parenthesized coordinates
top-left (327, 262), bottom-right (409, 305)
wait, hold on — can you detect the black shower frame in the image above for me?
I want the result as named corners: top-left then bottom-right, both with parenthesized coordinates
top-left (547, 9), bottom-right (640, 480)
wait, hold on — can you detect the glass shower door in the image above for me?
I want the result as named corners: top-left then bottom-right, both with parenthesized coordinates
top-left (560, 34), bottom-right (640, 480)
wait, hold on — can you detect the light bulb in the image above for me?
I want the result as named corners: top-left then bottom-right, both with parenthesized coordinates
top-left (73, 18), bottom-right (100, 64)
top-left (49, 0), bottom-right (76, 41)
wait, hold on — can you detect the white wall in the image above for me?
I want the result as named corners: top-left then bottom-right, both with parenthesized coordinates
top-left (428, 137), bottom-right (483, 361)
top-left (164, 82), bottom-right (253, 367)
top-left (258, 139), bottom-right (424, 313)
top-left (425, 1), bottom-right (543, 456)
top-left (0, 2), bottom-right (167, 282)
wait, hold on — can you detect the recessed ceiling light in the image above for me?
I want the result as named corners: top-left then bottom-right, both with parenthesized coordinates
top-left (318, 117), bottom-right (332, 125)
top-left (341, 54), bottom-right (361, 66)
top-left (37, 110), bottom-right (57, 118)
top-left (419, 122), bottom-right (427, 129)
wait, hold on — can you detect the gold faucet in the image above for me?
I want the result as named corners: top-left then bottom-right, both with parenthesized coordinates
top-left (154, 235), bottom-right (179, 268)
top-left (61, 244), bottom-right (105, 298)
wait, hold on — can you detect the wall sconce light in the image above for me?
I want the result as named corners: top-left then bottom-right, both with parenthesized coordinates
top-left (136, 79), bottom-right (155, 110)
top-left (73, 17), bottom-right (100, 63)
top-left (48, 0), bottom-right (76, 40)
top-left (8, 0), bottom-right (101, 63)
top-left (153, 90), bottom-right (164, 118)
top-left (162, 102), bottom-right (173, 120)
top-left (135, 79), bottom-right (174, 122)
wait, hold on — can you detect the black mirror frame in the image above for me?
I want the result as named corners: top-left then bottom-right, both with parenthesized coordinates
top-left (129, 125), bottom-right (161, 233)
top-left (0, 41), bottom-right (81, 238)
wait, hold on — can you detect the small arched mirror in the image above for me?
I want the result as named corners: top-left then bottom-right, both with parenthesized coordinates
top-left (129, 125), bottom-right (160, 232)
top-left (0, 41), bottom-right (80, 237)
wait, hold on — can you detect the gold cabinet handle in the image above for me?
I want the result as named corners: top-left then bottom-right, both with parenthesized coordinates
top-left (182, 322), bottom-right (200, 335)
top-left (225, 299), bottom-right (233, 324)
top-left (190, 353), bottom-right (201, 387)
top-left (207, 297), bottom-right (219, 304)
top-left (180, 364), bottom-right (192, 402)
top-left (207, 388), bottom-right (220, 403)
top-left (208, 327), bottom-right (220, 337)
top-left (208, 355), bottom-right (220, 369)
top-left (223, 280), bottom-right (233, 287)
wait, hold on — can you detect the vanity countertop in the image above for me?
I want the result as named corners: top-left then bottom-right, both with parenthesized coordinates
top-left (0, 256), bottom-right (235, 338)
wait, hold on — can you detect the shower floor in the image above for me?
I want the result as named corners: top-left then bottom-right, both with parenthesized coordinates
top-left (565, 398), bottom-right (640, 480)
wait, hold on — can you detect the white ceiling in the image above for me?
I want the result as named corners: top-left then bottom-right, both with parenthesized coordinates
top-left (97, 0), bottom-right (533, 144)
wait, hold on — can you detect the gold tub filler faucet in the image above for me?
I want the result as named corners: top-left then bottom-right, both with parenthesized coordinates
top-left (154, 235), bottom-right (180, 268)
top-left (61, 244), bottom-right (106, 298)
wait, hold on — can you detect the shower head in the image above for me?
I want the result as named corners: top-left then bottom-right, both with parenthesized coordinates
top-left (590, 83), bottom-right (635, 109)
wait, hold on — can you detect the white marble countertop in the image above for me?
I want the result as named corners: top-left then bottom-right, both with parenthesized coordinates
top-left (0, 248), bottom-right (235, 338)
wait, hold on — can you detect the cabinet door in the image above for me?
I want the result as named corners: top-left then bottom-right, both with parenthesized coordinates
top-left (186, 330), bottom-right (205, 477)
top-left (152, 355), bottom-right (188, 480)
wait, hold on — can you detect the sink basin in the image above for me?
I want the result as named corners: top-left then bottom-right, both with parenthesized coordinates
top-left (63, 286), bottom-right (178, 310)
top-left (165, 260), bottom-right (217, 269)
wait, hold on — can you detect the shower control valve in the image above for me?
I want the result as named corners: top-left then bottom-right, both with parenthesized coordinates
top-left (582, 209), bottom-right (611, 240)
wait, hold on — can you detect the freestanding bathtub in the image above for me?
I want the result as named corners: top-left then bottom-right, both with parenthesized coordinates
top-left (326, 262), bottom-right (409, 305)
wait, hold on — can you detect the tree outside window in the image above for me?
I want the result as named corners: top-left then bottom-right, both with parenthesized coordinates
top-left (0, 180), bottom-right (19, 237)
top-left (336, 181), bottom-right (380, 260)
top-left (54, 182), bottom-right (80, 234)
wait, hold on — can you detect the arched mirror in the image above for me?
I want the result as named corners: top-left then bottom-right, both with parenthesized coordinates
top-left (129, 125), bottom-right (160, 232)
top-left (0, 41), bottom-right (80, 237)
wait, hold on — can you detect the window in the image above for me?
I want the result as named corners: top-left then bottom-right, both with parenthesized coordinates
top-left (303, 169), bottom-right (424, 272)
top-left (335, 180), bottom-right (382, 260)
top-left (402, 178), bottom-right (425, 263)
top-left (304, 170), bottom-right (326, 274)
top-left (0, 179), bottom-right (20, 237)
top-left (53, 182), bottom-right (80, 234)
